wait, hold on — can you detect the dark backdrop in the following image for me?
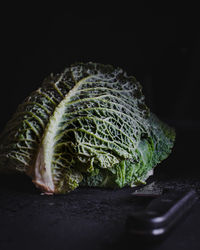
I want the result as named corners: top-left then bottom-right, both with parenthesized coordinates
top-left (1, 3), bottom-right (200, 250)
top-left (1, 3), bottom-right (200, 131)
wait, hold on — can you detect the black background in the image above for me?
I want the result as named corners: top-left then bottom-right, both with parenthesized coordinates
top-left (1, 3), bottom-right (200, 250)
top-left (1, 2), bottom-right (200, 131)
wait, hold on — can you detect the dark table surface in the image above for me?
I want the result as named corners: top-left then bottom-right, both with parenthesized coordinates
top-left (0, 128), bottom-right (200, 250)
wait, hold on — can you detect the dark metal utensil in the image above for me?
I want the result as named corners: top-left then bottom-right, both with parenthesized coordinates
top-left (126, 188), bottom-right (198, 241)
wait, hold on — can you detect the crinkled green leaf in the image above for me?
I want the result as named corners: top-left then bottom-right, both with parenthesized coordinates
top-left (0, 62), bottom-right (175, 194)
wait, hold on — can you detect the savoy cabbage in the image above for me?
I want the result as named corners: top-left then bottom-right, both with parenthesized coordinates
top-left (0, 62), bottom-right (175, 194)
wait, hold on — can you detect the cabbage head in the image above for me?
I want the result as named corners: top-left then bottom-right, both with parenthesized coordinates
top-left (0, 63), bottom-right (175, 194)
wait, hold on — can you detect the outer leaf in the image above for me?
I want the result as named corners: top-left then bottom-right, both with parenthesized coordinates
top-left (0, 68), bottom-right (74, 173)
